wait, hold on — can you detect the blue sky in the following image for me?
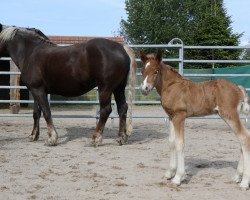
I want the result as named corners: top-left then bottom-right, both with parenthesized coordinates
top-left (0, 0), bottom-right (249, 45)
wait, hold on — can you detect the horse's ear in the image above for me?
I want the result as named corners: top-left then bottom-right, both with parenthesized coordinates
top-left (0, 24), bottom-right (2, 32)
top-left (140, 51), bottom-right (148, 63)
top-left (156, 49), bottom-right (163, 63)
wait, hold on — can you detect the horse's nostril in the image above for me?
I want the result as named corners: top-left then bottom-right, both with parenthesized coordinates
top-left (145, 86), bottom-right (148, 90)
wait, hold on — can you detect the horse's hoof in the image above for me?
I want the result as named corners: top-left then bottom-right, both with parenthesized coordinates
top-left (29, 134), bottom-right (39, 142)
top-left (46, 135), bottom-right (58, 146)
top-left (91, 135), bottom-right (103, 147)
top-left (116, 135), bottom-right (128, 145)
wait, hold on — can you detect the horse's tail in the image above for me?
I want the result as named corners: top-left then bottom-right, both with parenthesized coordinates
top-left (123, 45), bottom-right (137, 136)
top-left (238, 85), bottom-right (250, 115)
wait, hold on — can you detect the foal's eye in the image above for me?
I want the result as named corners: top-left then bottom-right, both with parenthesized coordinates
top-left (154, 70), bottom-right (159, 75)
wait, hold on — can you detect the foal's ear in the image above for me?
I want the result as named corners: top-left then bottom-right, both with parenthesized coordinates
top-left (140, 51), bottom-right (148, 63)
top-left (156, 49), bottom-right (163, 63)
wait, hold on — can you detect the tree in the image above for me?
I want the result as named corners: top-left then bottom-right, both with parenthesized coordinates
top-left (120, 0), bottom-right (243, 68)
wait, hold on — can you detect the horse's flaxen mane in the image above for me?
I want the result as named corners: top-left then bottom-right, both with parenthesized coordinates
top-left (0, 26), bottom-right (54, 45)
top-left (0, 26), bottom-right (18, 42)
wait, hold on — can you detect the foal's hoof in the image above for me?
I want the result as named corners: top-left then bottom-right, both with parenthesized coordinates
top-left (240, 179), bottom-right (250, 190)
top-left (116, 134), bottom-right (128, 145)
top-left (165, 170), bottom-right (175, 180)
top-left (171, 177), bottom-right (181, 186)
top-left (91, 135), bottom-right (103, 147)
top-left (232, 174), bottom-right (242, 183)
top-left (171, 174), bottom-right (186, 186)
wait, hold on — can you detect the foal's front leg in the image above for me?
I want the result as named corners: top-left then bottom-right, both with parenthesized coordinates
top-left (30, 88), bottom-right (58, 146)
top-left (165, 120), bottom-right (177, 179)
top-left (168, 113), bottom-right (186, 185)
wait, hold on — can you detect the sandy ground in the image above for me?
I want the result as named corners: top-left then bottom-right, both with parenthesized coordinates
top-left (0, 105), bottom-right (250, 200)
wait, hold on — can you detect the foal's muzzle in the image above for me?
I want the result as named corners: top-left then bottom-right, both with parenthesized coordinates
top-left (140, 84), bottom-right (153, 96)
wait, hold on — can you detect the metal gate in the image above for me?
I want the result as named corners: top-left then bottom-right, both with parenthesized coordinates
top-left (1, 38), bottom-right (250, 122)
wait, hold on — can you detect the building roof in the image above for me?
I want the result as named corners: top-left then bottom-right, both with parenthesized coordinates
top-left (48, 35), bottom-right (124, 44)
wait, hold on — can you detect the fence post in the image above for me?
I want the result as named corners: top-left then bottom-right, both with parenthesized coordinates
top-left (9, 60), bottom-right (20, 114)
top-left (168, 38), bottom-right (184, 75)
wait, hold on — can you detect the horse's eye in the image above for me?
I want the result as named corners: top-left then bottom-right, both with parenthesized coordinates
top-left (154, 70), bottom-right (158, 75)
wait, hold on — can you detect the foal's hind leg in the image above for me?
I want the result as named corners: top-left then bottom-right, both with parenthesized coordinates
top-left (223, 114), bottom-right (250, 189)
top-left (91, 89), bottom-right (112, 146)
top-left (113, 87), bottom-right (128, 145)
top-left (30, 88), bottom-right (58, 146)
top-left (30, 100), bottom-right (41, 141)
top-left (233, 149), bottom-right (243, 183)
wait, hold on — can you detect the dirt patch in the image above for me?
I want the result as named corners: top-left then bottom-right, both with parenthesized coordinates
top-left (0, 106), bottom-right (249, 199)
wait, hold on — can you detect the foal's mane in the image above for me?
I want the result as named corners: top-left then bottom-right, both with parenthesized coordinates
top-left (160, 61), bottom-right (184, 79)
top-left (0, 26), bottom-right (54, 45)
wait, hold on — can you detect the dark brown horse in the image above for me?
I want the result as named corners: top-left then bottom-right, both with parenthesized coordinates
top-left (0, 24), bottom-right (137, 146)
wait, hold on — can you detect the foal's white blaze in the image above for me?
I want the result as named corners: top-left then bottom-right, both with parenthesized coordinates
top-left (145, 61), bottom-right (151, 69)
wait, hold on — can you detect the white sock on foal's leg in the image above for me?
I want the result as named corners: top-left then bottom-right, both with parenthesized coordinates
top-left (233, 152), bottom-right (243, 183)
top-left (165, 121), bottom-right (177, 179)
top-left (171, 141), bottom-right (185, 185)
top-left (240, 146), bottom-right (250, 189)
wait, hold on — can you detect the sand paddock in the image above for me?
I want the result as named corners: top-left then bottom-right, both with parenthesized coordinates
top-left (0, 105), bottom-right (249, 199)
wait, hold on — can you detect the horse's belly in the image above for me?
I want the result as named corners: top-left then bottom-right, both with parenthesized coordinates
top-left (48, 82), bottom-right (96, 97)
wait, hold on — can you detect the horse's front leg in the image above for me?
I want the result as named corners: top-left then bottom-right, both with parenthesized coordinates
top-left (165, 120), bottom-right (177, 179)
top-left (30, 88), bottom-right (58, 146)
top-left (91, 90), bottom-right (112, 146)
top-left (170, 113), bottom-right (186, 185)
top-left (114, 88), bottom-right (128, 145)
top-left (29, 100), bottom-right (41, 141)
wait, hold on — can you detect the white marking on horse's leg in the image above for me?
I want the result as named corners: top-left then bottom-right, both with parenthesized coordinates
top-left (46, 126), bottom-right (58, 146)
top-left (165, 120), bottom-right (177, 179)
top-left (233, 151), bottom-right (243, 183)
top-left (91, 134), bottom-right (103, 147)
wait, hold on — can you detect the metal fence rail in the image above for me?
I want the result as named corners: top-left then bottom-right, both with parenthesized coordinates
top-left (1, 38), bottom-right (250, 123)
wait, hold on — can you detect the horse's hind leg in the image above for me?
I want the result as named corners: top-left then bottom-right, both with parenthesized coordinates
top-left (91, 89), bottom-right (112, 146)
top-left (223, 114), bottom-right (250, 189)
top-left (30, 88), bottom-right (58, 146)
top-left (30, 100), bottom-right (41, 141)
top-left (113, 86), bottom-right (128, 145)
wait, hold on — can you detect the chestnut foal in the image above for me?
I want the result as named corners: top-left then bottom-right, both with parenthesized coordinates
top-left (140, 50), bottom-right (250, 189)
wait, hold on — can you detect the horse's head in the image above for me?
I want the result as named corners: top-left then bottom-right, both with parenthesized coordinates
top-left (0, 24), bottom-right (50, 58)
top-left (140, 49), bottom-right (162, 95)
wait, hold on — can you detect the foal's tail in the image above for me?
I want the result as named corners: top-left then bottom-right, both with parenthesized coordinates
top-left (123, 45), bottom-right (137, 136)
top-left (238, 85), bottom-right (250, 115)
